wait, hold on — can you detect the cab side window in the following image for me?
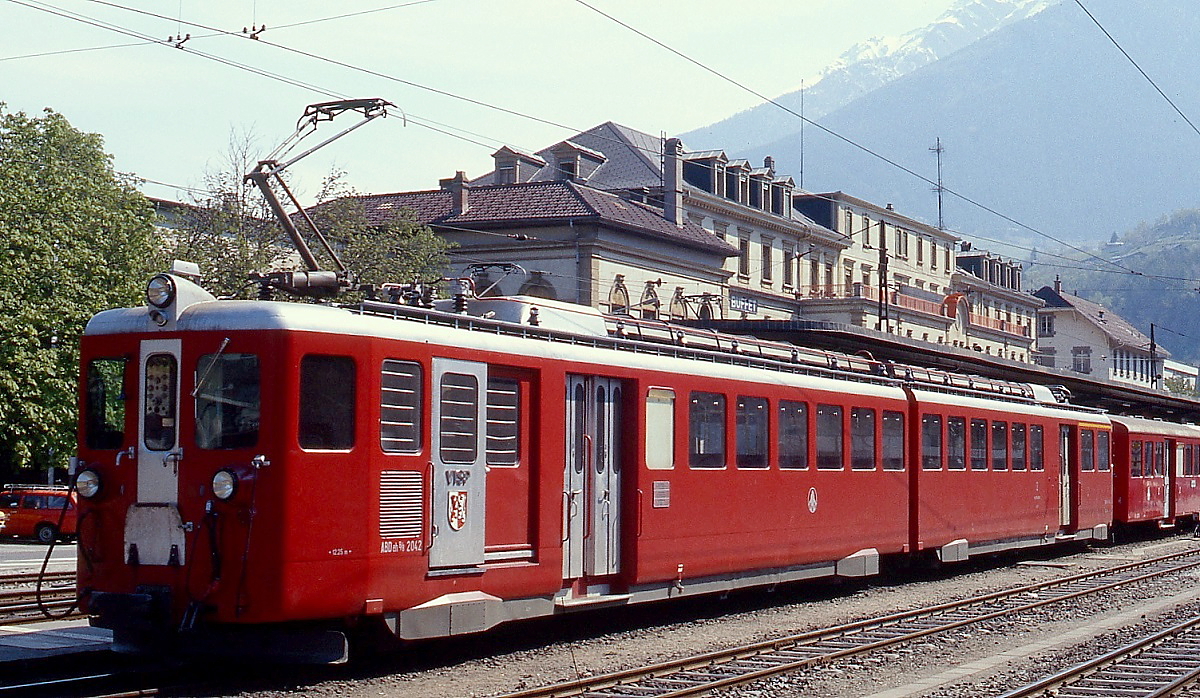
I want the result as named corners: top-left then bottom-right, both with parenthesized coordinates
top-left (300, 355), bottom-right (356, 450)
top-left (86, 358), bottom-right (127, 449)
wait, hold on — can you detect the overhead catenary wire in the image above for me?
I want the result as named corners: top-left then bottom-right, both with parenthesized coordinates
top-left (1072, 0), bottom-right (1200, 139)
top-left (10, 0), bottom-right (1199, 293)
top-left (567, 0), bottom-right (1148, 282)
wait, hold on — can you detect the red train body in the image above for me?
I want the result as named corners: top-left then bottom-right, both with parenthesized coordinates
top-left (73, 272), bottom-right (1200, 661)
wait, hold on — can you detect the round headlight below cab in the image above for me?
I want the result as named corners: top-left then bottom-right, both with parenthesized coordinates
top-left (212, 469), bottom-right (238, 500)
top-left (146, 274), bottom-right (176, 309)
top-left (75, 468), bottom-right (101, 498)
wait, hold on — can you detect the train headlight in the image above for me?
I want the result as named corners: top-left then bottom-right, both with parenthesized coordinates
top-left (75, 468), bottom-right (102, 498)
top-left (212, 469), bottom-right (237, 500)
top-left (146, 274), bottom-right (176, 309)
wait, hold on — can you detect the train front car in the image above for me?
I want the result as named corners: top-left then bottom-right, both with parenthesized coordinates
top-left (76, 269), bottom-right (352, 662)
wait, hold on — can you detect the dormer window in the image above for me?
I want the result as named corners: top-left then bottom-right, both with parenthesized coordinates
top-left (683, 150), bottom-right (729, 195)
top-left (548, 140), bottom-right (605, 182)
top-left (491, 146), bottom-right (546, 185)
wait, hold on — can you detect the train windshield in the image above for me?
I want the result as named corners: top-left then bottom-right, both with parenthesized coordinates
top-left (195, 353), bottom-right (261, 449)
top-left (85, 358), bottom-right (127, 449)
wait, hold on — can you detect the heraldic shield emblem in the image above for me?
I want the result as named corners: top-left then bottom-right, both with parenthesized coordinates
top-left (448, 491), bottom-right (468, 531)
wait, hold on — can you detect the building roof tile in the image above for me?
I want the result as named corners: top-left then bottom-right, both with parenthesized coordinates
top-left (340, 180), bottom-right (738, 256)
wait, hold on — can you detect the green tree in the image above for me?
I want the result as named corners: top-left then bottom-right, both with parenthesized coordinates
top-left (0, 106), bottom-right (157, 478)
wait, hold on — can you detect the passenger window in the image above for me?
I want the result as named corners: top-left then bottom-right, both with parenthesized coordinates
top-left (921, 415), bottom-right (942, 470)
top-left (991, 421), bottom-right (1008, 471)
top-left (486, 377), bottom-right (520, 467)
top-left (645, 389), bottom-right (675, 470)
top-left (778, 400), bottom-right (808, 470)
top-left (1080, 430), bottom-right (1095, 472)
top-left (299, 355), bottom-right (356, 450)
top-left (1154, 442), bottom-right (1165, 476)
top-left (1097, 431), bottom-right (1110, 472)
top-left (1131, 441), bottom-right (1144, 477)
top-left (1011, 423), bottom-right (1027, 471)
top-left (195, 353), bottom-right (260, 450)
top-left (736, 396), bottom-right (769, 469)
top-left (689, 392), bottom-right (726, 468)
top-left (816, 404), bottom-right (844, 470)
top-left (143, 353), bottom-right (178, 451)
top-left (947, 417), bottom-right (966, 470)
top-left (851, 408), bottom-right (876, 470)
top-left (1030, 425), bottom-right (1045, 471)
top-left (882, 411), bottom-right (905, 471)
top-left (0, 495), bottom-right (18, 508)
top-left (86, 358), bottom-right (127, 449)
top-left (970, 419), bottom-right (988, 470)
top-left (381, 360), bottom-right (423, 454)
top-left (438, 372), bottom-right (479, 464)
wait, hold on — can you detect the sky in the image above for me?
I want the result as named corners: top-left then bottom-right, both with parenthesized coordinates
top-left (1, 0), bottom-right (960, 203)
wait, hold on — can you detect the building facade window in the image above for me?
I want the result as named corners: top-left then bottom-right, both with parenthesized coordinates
top-left (1072, 346), bottom-right (1092, 374)
top-left (1038, 315), bottom-right (1055, 337)
top-left (738, 236), bottom-right (751, 278)
top-left (761, 237), bottom-right (773, 282)
top-left (782, 244), bottom-right (794, 288)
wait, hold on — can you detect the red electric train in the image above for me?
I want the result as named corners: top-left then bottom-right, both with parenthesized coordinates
top-left (73, 268), bottom-right (1200, 662)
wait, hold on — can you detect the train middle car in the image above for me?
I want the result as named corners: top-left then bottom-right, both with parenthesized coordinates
top-left (73, 271), bottom-right (1191, 660)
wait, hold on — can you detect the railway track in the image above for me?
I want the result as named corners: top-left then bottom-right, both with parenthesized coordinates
top-left (1000, 614), bottom-right (1200, 697)
top-left (498, 546), bottom-right (1200, 698)
top-left (0, 571), bottom-right (81, 625)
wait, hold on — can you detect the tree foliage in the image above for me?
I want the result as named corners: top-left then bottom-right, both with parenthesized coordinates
top-left (158, 133), bottom-right (293, 298)
top-left (167, 159), bottom-right (451, 299)
top-left (309, 170), bottom-right (451, 291)
top-left (0, 106), bottom-right (157, 475)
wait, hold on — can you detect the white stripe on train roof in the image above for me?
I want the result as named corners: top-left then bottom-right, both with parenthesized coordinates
top-left (1109, 414), bottom-right (1200, 437)
top-left (908, 387), bottom-right (1105, 421)
top-left (86, 300), bottom-right (908, 400)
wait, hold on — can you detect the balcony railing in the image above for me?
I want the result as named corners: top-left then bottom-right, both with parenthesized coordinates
top-left (796, 284), bottom-right (1031, 338)
top-left (968, 313), bottom-right (1031, 338)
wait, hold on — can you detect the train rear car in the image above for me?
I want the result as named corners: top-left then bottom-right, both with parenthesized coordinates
top-left (1110, 415), bottom-right (1200, 528)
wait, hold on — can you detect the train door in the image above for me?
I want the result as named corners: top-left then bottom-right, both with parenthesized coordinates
top-left (564, 376), bottom-right (623, 581)
top-left (1059, 425), bottom-right (1074, 528)
top-left (429, 358), bottom-right (488, 569)
top-left (1166, 440), bottom-right (1180, 519)
top-left (137, 339), bottom-right (182, 504)
top-left (127, 339), bottom-right (187, 566)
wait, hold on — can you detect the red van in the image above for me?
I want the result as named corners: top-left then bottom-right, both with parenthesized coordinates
top-left (0, 485), bottom-right (78, 543)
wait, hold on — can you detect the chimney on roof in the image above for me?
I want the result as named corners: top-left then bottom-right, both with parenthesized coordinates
top-left (664, 137), bottom-right (684, 227)
top-left (439, 171), bottom-right (470, 215)
top-left (1053, 275), bottom-right (1062, 294)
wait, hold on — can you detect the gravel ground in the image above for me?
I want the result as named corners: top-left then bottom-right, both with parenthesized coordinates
top-left (217, 533), bottom-right (1200, 698)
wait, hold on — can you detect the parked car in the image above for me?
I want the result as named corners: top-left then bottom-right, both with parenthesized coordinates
top-left (0, 485), bottom-right (78, 543)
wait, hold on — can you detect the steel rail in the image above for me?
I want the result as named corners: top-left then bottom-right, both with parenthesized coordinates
top-left (498, 545), bottom-right (1200, 698)
top-left (999, 614), bottom-right (1200, 698)
top-left (0, 571), bottom-right (74, 587)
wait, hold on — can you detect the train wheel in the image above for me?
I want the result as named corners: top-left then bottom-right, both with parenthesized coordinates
top-left (36, 524), bottom-right (57, 544)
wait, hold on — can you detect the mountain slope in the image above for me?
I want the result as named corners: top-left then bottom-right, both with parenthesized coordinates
top-left (730, 0), bottom-right (1200, 245)
top-left (682, 0), bottom-right (1053, 153)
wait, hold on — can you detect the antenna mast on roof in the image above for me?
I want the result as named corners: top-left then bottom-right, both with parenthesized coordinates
top-left (245, 98), bottom-right (394, 298)
top-left (930, 137), bottom-right (945, 231)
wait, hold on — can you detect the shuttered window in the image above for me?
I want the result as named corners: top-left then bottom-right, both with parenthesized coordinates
top-left (381, 360), bottom-right (422, 453)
